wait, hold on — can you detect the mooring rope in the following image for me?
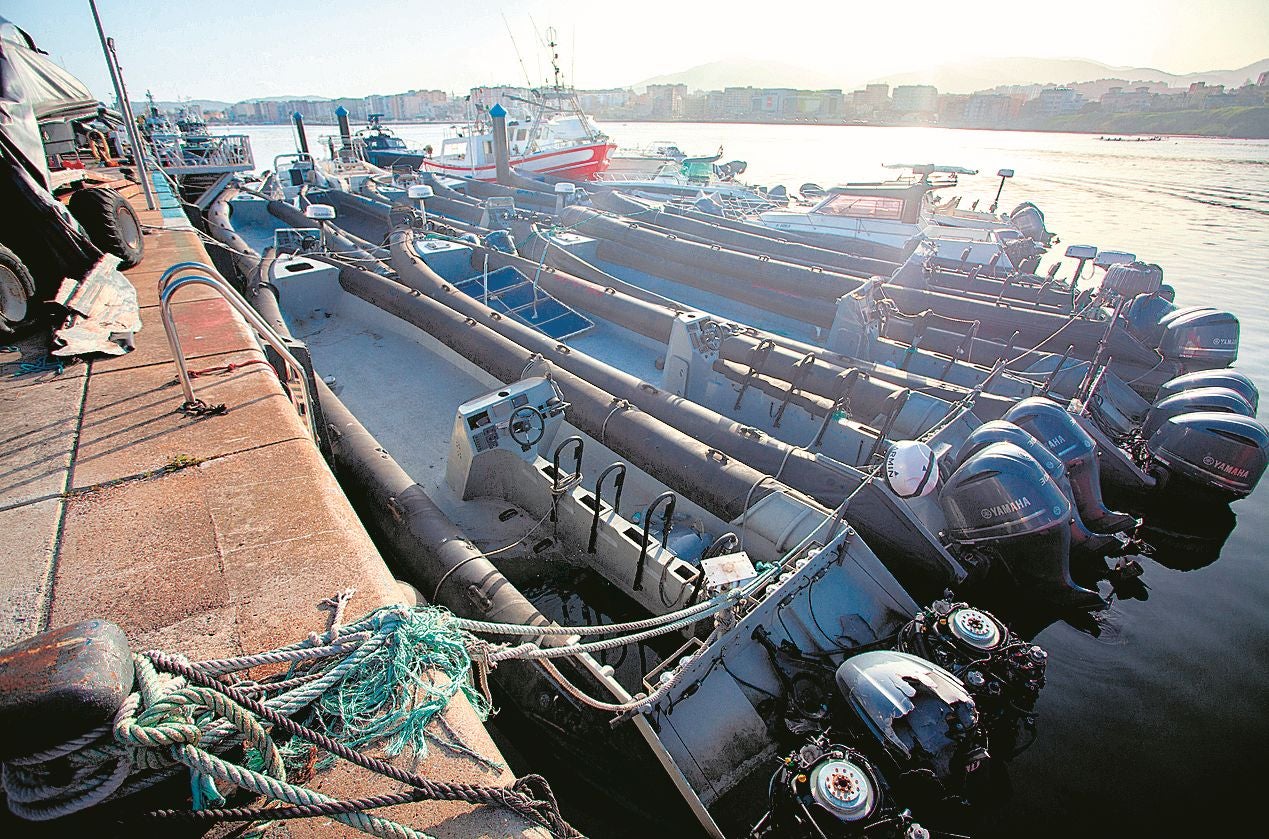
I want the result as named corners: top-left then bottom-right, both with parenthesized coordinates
top-left (1, 598), bottom-right (584, 839)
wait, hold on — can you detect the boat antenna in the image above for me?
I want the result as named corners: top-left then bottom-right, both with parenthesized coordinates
top-left (501, 12), bottom-right (534, 88)
top-left (545, 26), bottom-right (562, 91)
top-left (529, 14), bottom-right (545, 85)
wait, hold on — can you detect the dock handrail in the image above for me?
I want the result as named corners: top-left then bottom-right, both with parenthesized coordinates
top-left (157, 262), bottom-right (318, 443)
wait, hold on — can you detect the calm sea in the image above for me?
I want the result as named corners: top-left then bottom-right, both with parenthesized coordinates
top-left (225, 121), bottom-right (1268, 836)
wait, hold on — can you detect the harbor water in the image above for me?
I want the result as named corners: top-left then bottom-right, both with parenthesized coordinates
top-left (229, 121), bottom-right (1268, 836)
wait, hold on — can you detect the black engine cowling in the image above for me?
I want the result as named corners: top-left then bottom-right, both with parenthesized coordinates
top-left (1101, 261), bottom-right (1163, 300)
top-left (1140, 387), bottom-right (1255, 439)
top-left (1156, 307), bottom-right (1239, 371)
top-left (956, 421), bottom-right (1118, 553)
top-left (1003, 397), bottom-right (1136, 535)
top-left (940, 441), bottom-right (1100, 607)
top-left (1008, 202), bottom-right (1050, 245)
top-left (1153, 370), bottom-right (1259, 412)
top-left (1124, 292), bottom-right (1177, 346)
top-left (1146, 412), bottom-right (1269, 501)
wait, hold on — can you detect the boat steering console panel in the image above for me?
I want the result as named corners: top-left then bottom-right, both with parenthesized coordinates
top-left (446, 376), bottom-right (567, 499)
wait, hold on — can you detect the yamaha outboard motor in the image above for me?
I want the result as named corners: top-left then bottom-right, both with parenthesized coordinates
top-left (1008, 202), bottom-right (1051, 246)
top-left (1146, 412), bottom-right (1269, 501)
top-left (956, 421), bottom-right (1119, 554)
top-left (1125, 291), bottom-right (1177, 346)
top-left (940, 441), bottom-right (1101, 607)
top-left (1156, 307), bottom-right (1240, 372)
top-left (835, 651), bottom-right (987, 790)
top-left (751, 735), bottom-right (928, 839)
top-left (1140, 387), bottom-right (1255, 440)
top-left (1003, 397), bottom-right (1137, 535)
top-left (1153, 370), bottom-right (1259, 412)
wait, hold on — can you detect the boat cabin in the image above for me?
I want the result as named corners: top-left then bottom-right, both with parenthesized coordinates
top-left (809, 181), bottom-right (930, 226)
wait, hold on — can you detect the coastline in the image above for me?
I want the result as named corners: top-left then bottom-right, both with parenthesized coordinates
top-left (208, 109), bottom-right (1269, 140)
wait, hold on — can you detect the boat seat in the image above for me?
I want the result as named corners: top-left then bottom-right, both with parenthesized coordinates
top-left (453, 265), bottom-right (593, 340)
top-left (454, 265), bottom-right (527, 296)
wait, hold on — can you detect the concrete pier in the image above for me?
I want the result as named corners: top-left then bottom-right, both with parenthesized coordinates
top-left (0, 180), bottom-right (546, 837)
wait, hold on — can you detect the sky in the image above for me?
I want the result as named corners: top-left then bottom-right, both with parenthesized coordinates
top-left (6, 0), bottom-right (1269, 103)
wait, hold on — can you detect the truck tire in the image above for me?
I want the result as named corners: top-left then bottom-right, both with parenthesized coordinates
top-left (67, 187), bottom-right (145, 268)
top-left (0, 244), bottom-right (36, 332)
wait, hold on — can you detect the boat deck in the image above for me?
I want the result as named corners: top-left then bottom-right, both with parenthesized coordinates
top-left (279, 269), bottom-right (729, 565)
top-left (0, 178), bottom-right (545, 836)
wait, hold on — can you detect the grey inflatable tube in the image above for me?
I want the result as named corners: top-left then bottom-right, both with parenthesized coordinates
top-left (379, 227), bottom-right (964, 594)
top-left (561, 206), bottom-right (861, 303)
top-left (592, 190), bottom-right (890, 278)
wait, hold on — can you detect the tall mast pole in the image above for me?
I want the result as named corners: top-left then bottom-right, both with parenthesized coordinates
top-left (88, 0), bottom-right (156, 210)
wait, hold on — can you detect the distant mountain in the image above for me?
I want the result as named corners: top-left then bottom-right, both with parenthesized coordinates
top-left (633, 60), bottom-right (846, 92)
top-left (630, 56), bottom-right (1269, 94)
top-left (872, 57), bottom-right (1269, 93)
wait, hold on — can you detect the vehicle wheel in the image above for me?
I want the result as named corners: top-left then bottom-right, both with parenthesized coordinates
top-left (0, 244), bottom-right (36, 331)
top-left (67, 187), bottom-right (145, 268)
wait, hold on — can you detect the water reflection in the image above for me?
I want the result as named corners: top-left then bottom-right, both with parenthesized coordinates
top-left (1137, 498), bottom-right (1238, 572)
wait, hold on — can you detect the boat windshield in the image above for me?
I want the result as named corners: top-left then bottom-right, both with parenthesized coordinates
top-left (680, 158), bottom-right (714, 181)
top-left (814, 193), bottom-right (907, 220)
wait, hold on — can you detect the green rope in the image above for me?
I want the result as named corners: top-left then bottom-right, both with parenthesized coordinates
top-left (308, 607), bottom-right (489, 758)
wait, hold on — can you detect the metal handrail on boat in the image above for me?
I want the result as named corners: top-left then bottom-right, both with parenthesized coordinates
top-left (156, 262), bottom-right (318, 443)
top-left (150, 133), bottom-right (255, 174)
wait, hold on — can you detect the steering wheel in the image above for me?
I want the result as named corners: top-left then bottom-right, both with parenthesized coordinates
top-left (508, 405), bottom-right (546, 448)
top-left (699, 320), bottom-right (724, 352)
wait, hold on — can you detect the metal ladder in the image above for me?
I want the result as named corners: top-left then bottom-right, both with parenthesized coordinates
top-left (157, 261), bottom-right (318, 443)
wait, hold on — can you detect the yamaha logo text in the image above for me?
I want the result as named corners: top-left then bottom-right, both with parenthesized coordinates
top-left (980, 496), bottom-right (1032, 519)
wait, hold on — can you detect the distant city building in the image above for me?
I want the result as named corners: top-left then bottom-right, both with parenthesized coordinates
top-left (208, 68), bottom-right (1262, 128)
top-left (469, 86), bottom-right (533, 117)
top-left (646, 83), bottom-right (687, 118)
top-left (963, 93), bottom-right (1024, 126)
top-left (1100, 86), bottom-right (1154, 113)
top-left (722, 86), bottom-right (756, 116)
top-left (1025, 87), bottom-right (1084, 117)
top-left (893, 84), bottom-right (938, 114)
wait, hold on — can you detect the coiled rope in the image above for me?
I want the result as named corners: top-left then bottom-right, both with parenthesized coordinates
top-left (2, 601), bottom-right (584, 839)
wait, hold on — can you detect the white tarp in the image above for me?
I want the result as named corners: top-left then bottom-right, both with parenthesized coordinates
top-left (1, 21), bottom-right (97, 123)
top-left (0, 17), bottom-right (103, 191)
top-left (52, 254), bottom-right (143, 357)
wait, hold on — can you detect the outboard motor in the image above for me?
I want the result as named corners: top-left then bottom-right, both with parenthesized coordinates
top-left (1125, 291), bottom-right (1177, 346)
top-left (1146, 412), bottom-right (1269, 501)
top-left (896, 600), bottom-right (1047, 725)
top-left (1001, 238), bottom-right (1042, 274)
top-left (835, 651), bottom-right (987, 790)
top-left (1140, 387), bottom-right (1255, 440)
top-left (1008, 202), bottom-right (1050, 245)
top-left (752, 735), bottom-right (927, 839)
top-left (1156, 307), bottom-right (1240, 372)
top-left (940, 441), bottom-right (1101, 607)
top-left (956, 421), bottom-right (1119, 554)
top-left (483, 229), bottom-right (516, 254)
top-left (1101, 261), bottom-right (1163, 300)
top-left (1153, 370), bottom-right (1259, 412)
top-left (1003, 398), bottom-right (1136, 535)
